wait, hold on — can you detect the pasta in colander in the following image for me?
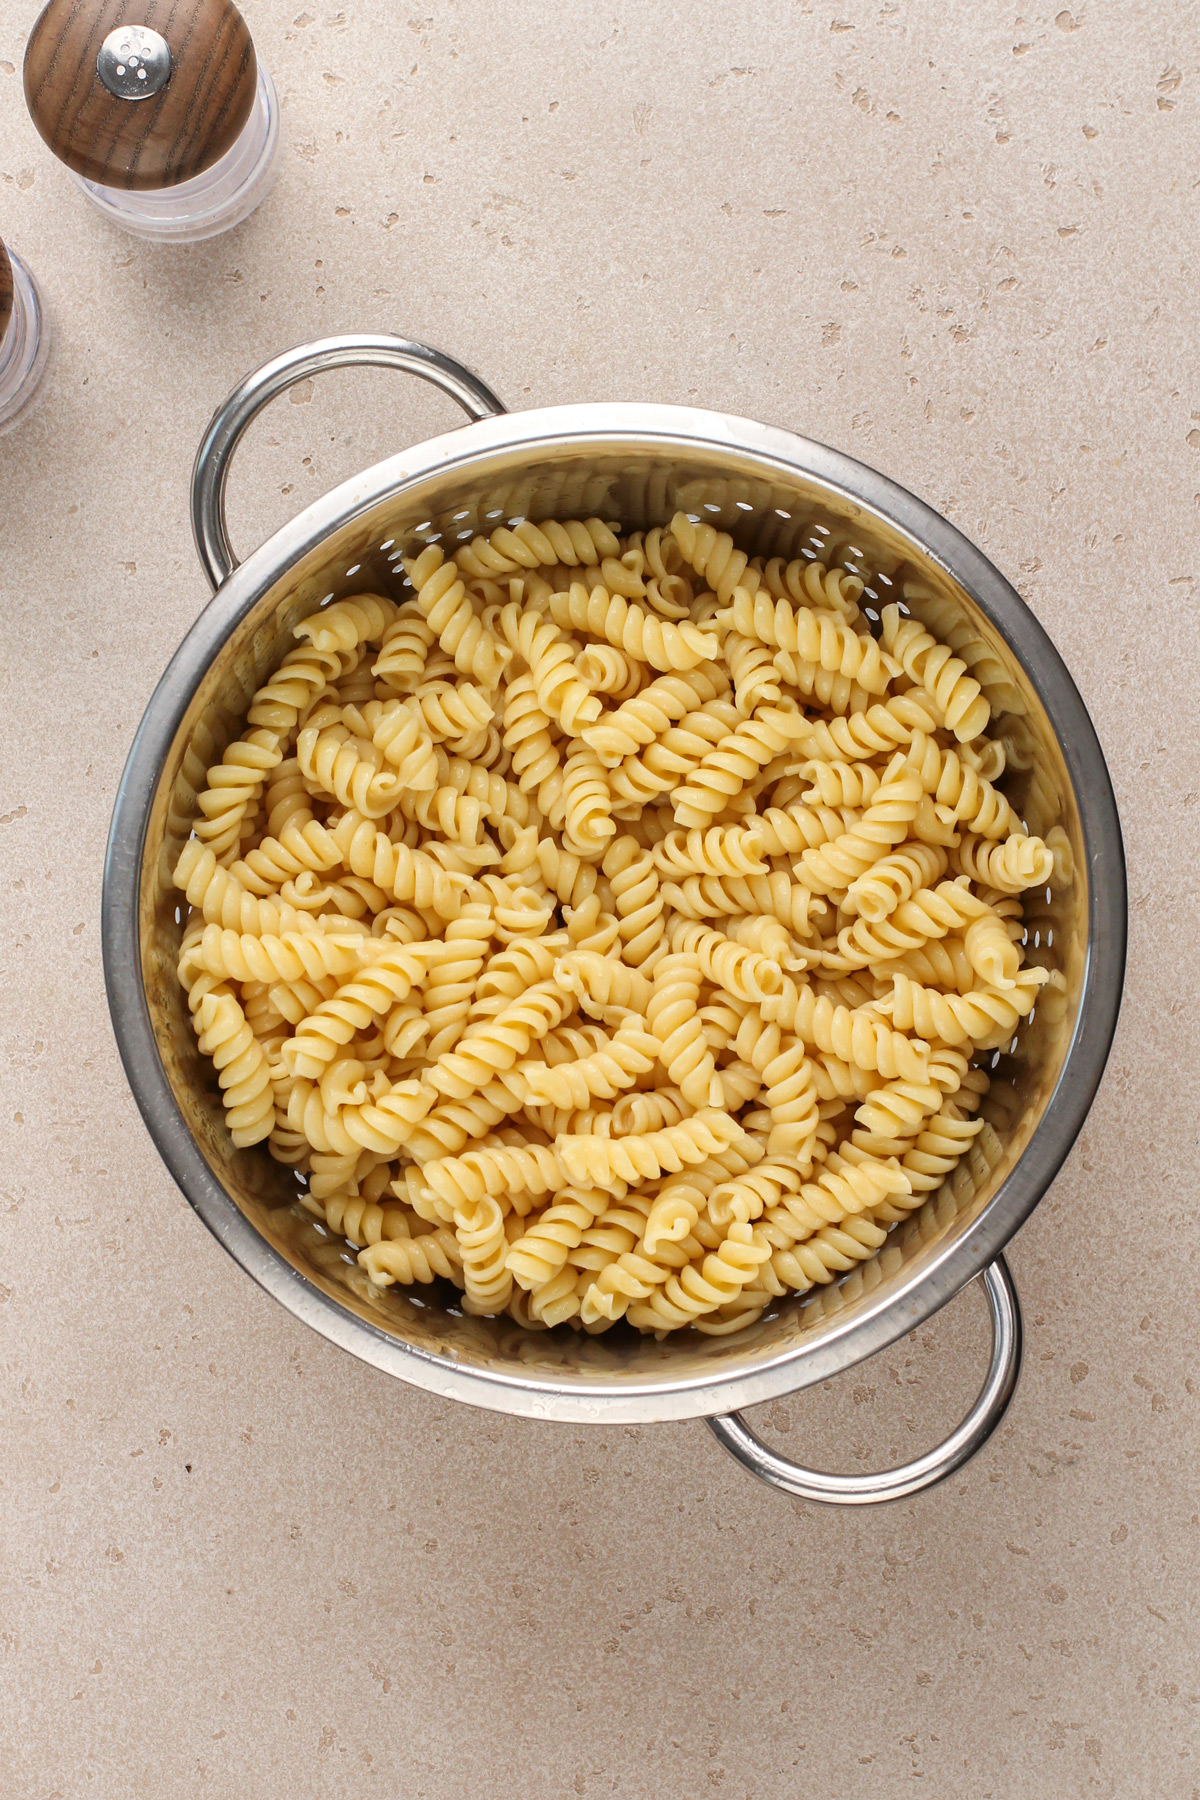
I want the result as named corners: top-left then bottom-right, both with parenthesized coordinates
top-left (173, 511), bottom-right (1061, 1335)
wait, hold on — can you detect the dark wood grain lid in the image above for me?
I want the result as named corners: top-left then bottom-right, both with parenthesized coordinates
top-left (0, 240), bottom-right (12, 350)
top-left (24, 0), bottom-right (257, 191)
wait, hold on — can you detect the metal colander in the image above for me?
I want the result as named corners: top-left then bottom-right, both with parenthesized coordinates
top-left (103, 335), bottom-right (1125, 1502)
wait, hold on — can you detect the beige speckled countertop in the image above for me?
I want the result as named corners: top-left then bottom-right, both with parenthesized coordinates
top-left (1, 3), bottom-right (1196, 1795)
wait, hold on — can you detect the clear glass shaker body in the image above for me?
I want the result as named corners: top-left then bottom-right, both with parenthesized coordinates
top-left (0, 246), bottom-right (53, 437)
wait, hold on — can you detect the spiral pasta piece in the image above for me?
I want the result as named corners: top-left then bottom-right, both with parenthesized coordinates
top-left (557, 1108), bottom-right (750, 1190)
top-left (903, 733), bottom-right (1018, 839)
top-left (836, 878), bottom-right (991, 968)
top-left (773, 1148), bottom-right (912, 1239)
top-left (427, 981), bottom-right (574, 1101)
top-left (963, 911), bottom-right (1020, 988)
top-left (627, 1222), bottom-right (772, 1329)
top-left (659, 870), bottom-right (816, 938)
top-left (651, 825), bottom-right (766, 880)
top-left (602, 836), bottom-right (667, 970)
top-left (670, 513), bottom-right (763, 605)
top-left (228, 814), bottom-right (343, 895)
top-left (793, 693), bottom-right (939, 763)
top-left (608, 696), bottom-right (738, 798)
top-left (872, 937), bottom-right (979, 996)
top-left (877, 967), bottom-right (1047, 1048)
top-left (192, 728), bottom-right (283, 861)
top-left (294, 593), bottom-right (398, 657)
top-left (359, 1226), bottom-right (463, 1287)
top-left (646, 954), bottom-right (720, 1108)
top-left (759, 1040), bottom-right (819, 1161)
top-left (719, 588), bottom-right (895, 694)
top-left (608, 1088), bottom-right (691, 1137)
top-left (795, 764), bottom-right (923, 895)
top-left (395, 783), bottom-right (485, 846)
top-left (451, 1195), bottom-right (513, 1314)
top-left (521, 838), bottom-right (594, 910)
top-left (582, 664), bottom-right (727, 765)
top-left (562, 745), bottom-right (615, 858)
top-left (578, 642), bottom-right (646, 698)
top-left (455, 516), bottom-right (620, 577)
top-left (724, 630), bottom-right (782, 714)
top-left (549, 582), bottom-right (719, 673)
top-left (403, 545), bottom-right (512, 688)
top-left (296, 716), bottom-right (407, 819)
top-left (521, 1024), bottom-right (661, 1109)
top-left (405, 681), bottom-right (495, 747)
top-left (667, 917), bottom-right (784, 1003)
top-left (420, 1142), bottom-right (565, 1214)
top-left (467, 936), bottom-right (567, 1024)
top-left (743, 797), bottom-right (843, 858)
top-left (430, 751), bottom-right (534, 833)
top-left (372, 598), bottom-right (436, 692)
top-left (194, 924), bottom-right (366, 987)
top-left (502, 672), bottom-right (563, 817)
top-left (329, 812), bottom-right (470, 919)
top-left (799, 761), bottom-right (882, 811)
top-left (281, 940), bottom-right (444, 1078)
top-left (726, 912), bottom-right (806, 969)
top-left (193, 991), bottom-right (275, 1146)
top-left (174, 839), bottom-right (358, 939)
top-left (562, 891), bottom-right (621, 956)
top-left (419, 905), bottom-right (493, 1058)
top-left (672, 707), bottom-right (810, 829)
top-left (282, 872), bottom-right (391, 919)
top-left (899, 1105), bottom-right (987, 1195)
top-left (497, 601), bottom-right (601, 736)
top-left (706, 1156), bottom-right (805, 1228)
top-left (346, 698), bottom-right (439, 790)
top-left (852, 1076), bottom-right (944, 1144)
top-left (770, 648), bottom-right (874, 717)
top-left (952, 833), bottom-right (1055, 893)
top-left (579, 1245), bottom-right (680, 1324)
top-left (400, 1076), bottom-right (527, 1163)
top-left (316, 1194), bottom-right (413, 1250)
top-left (880, 604), bottom-right (989, 741)
top-left (844, 842), bottom-right (949, 922)
top-left (533, 551), bottom-right (649, 603)
top-left (336, 1075), bottom-right (440, 1157)
top-left (642, 1177), bottom-right (705, 1255)
top-left (247, 639), bottom-right (348, 734)
top-left (754, 1215), bottom-right (889, 1297)
top-left (548, 950), bottom-right (653, 1024)
top-left (506, 1186), bottom-right (611, 1287)
top-left (763, 978), bottom-right (930, 1080)
top-left (758, 552), bottom-right (864, 623)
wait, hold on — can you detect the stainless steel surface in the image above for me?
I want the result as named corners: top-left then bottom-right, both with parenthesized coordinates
top-left (103, 332), bottom-right (1126, 1438)
top-left (190, 334), bottom-right (507, 590)
top-left (96, 26), bottom-right (172, 102)
top-left (707, 1257), bottom-right (1022, 1502)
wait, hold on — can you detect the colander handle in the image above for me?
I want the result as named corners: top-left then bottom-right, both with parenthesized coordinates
top-left (707, 1255), bottom-right (1021, 1505)
top-left (190, 333), bottom-right (507, 590)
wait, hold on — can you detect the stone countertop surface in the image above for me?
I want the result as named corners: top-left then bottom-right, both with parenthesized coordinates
top-left (0, 3), bottom-right (1194, 1795)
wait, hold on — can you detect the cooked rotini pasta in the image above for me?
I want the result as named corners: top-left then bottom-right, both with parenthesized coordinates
top-left (175, 516), bottom-right (1058, 1336)
top-left (549, 581), bottom-right (719, 673)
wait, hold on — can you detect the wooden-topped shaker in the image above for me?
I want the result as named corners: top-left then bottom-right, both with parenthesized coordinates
top-left (23, 0), bottom-right (280, 240)
top-left (0, 241), bottom-right (13, 350)
top-left (0, 238), bottom-right (53, 436)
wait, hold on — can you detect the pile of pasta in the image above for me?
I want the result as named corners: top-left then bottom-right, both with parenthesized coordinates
top-left (174, 510), bottom-right (1062, 1338)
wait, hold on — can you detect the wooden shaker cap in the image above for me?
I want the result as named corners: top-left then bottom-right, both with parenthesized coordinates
top-left (0, 240), bottom-right (12, 349)
top-left (24, 0), bottom-right (258, 191)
